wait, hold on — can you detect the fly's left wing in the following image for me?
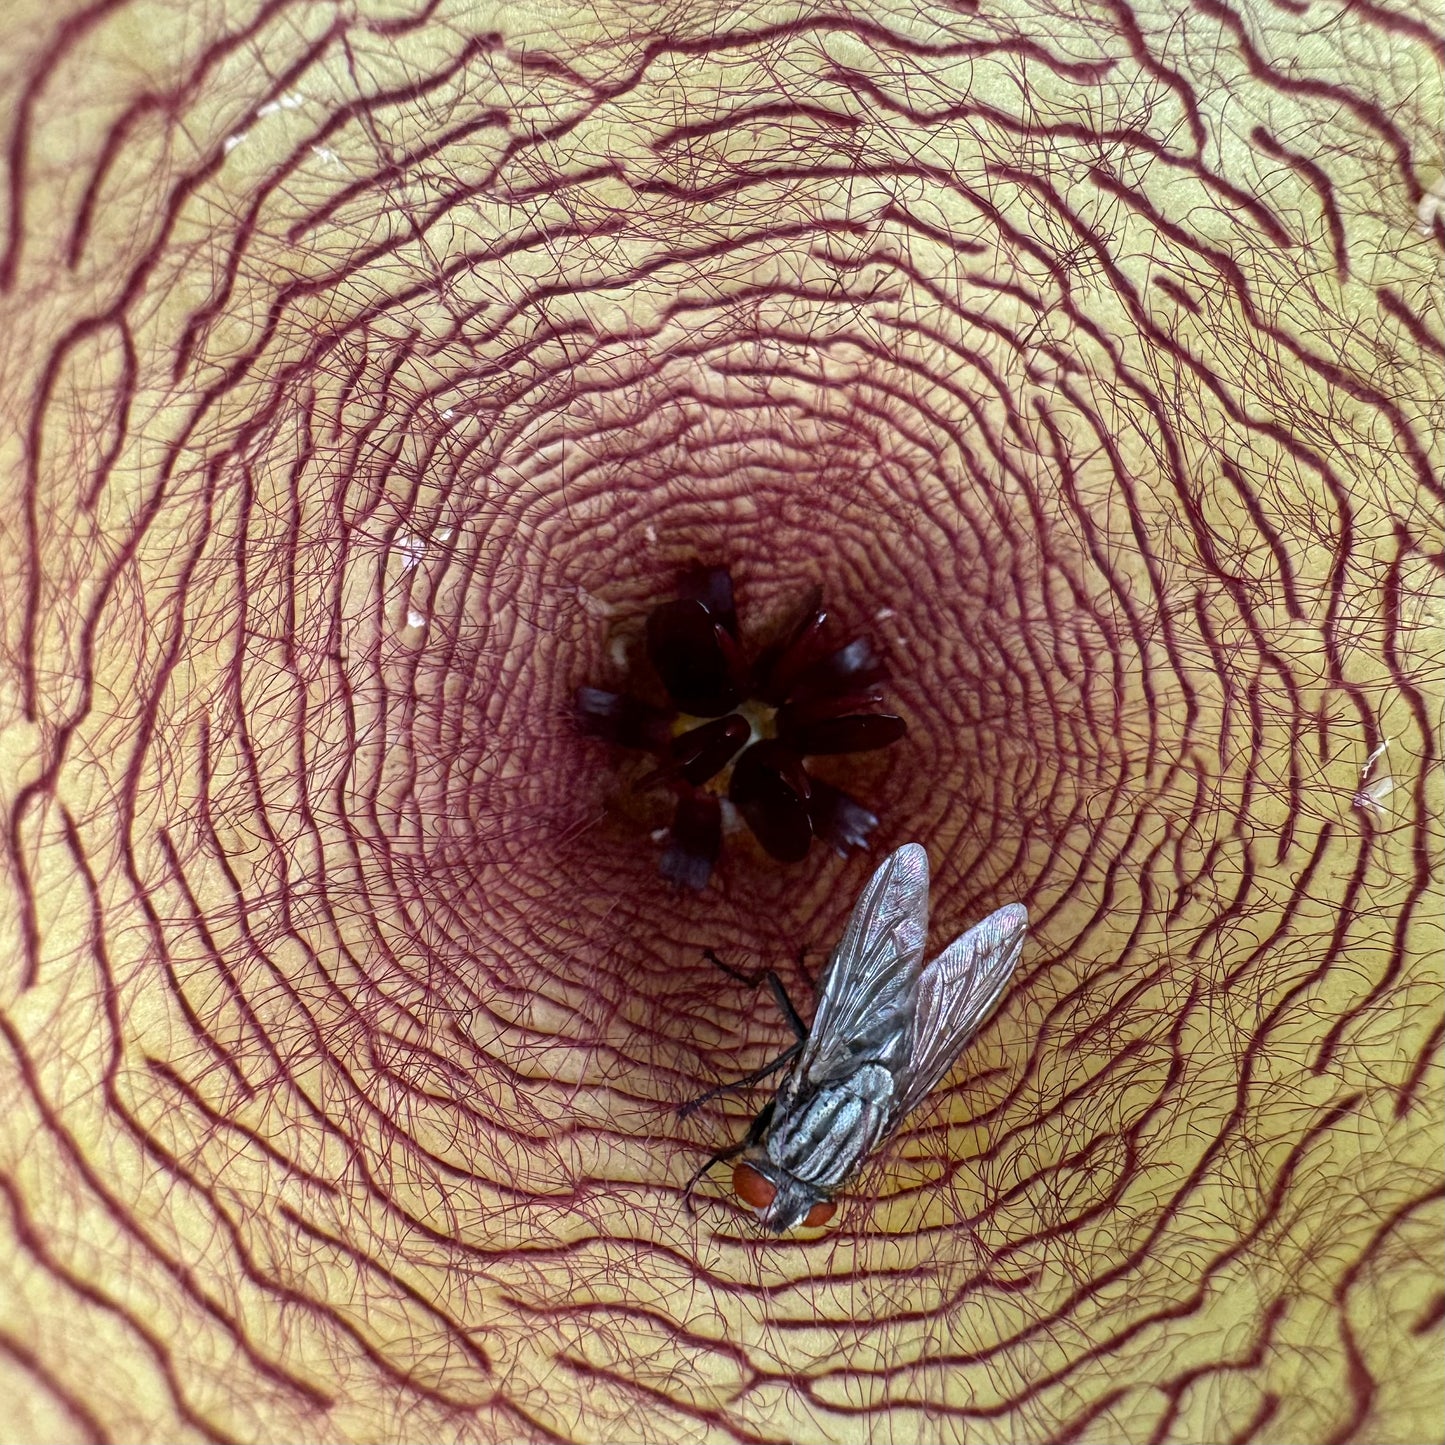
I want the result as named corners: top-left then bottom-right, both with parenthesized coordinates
top-left (892, 902), bottom-right (1027, 1121)
top-left (788, 843), bottom-right (931, 1090)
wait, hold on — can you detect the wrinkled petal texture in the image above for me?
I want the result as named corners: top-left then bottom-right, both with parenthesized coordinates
top-left (0, 0), bottom-right (1439, 1443)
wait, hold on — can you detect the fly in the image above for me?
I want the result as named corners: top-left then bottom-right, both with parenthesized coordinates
top-left (682, 842), bottom-right (1028, 1232)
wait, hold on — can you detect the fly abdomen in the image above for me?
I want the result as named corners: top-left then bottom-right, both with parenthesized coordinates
top-left (768, 1063), bottom-right (896, 1188)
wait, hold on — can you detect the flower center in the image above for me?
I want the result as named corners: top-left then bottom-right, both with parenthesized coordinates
top-left (670, 695), bottom-right (777, 795)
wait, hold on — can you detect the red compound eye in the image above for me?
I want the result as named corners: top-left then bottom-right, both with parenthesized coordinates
top-left (732, 1162), bottom-right (777, 1210)
top-left (804, 1199), bottom-right (837, 1228)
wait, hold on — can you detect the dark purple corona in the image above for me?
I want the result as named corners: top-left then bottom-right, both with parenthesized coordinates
top-left (575, 567), bottom-right (908, 889)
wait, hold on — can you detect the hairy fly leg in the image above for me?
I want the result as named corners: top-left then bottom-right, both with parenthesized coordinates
top-left (681, 1100), bottom-right (776, 1214)
top-left (677, 949), bottom-right (809, 1119)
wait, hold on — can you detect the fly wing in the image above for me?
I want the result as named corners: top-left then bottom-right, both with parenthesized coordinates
top-left (892, 902), bottom-right (1027, 1121)
top-left (790, 843), bottom-right (930, 1090)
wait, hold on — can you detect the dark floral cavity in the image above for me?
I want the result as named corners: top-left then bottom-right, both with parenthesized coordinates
top-left (575, 567), bottom-right (909, 889)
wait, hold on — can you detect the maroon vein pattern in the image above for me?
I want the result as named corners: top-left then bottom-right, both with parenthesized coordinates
top-left (0, 0), bottom-right (1440, 1441)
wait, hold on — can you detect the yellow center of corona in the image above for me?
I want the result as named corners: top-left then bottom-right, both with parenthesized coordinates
top-left (670, 697), bottom-right (777, 795)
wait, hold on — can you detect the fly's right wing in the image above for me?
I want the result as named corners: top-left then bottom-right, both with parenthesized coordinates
top-left (789, 843), bottom-right (931, 1090)
top-left (893, 902), bottom-right (1028, 1121)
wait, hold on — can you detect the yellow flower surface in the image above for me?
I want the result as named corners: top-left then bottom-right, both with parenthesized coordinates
top-left (0, 0), bottom-right (1439, 1441)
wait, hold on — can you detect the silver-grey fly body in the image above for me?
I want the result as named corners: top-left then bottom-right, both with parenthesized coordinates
top-left (682, 842), bottom-right (1028, 1232)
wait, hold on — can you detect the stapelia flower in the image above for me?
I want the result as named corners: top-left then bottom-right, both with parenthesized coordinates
top-left (576, 567), bottom-right (907, 890)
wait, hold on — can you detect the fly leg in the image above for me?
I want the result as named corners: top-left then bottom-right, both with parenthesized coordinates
top-left (677, 949), bottom-right (808, 1120)
top-left (681, 1101), bottom-right (774, 1214)
top-left (700, 947), bottom-right (809, 1041)
top-left (676, 1040), bottom-right (802, 1119)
